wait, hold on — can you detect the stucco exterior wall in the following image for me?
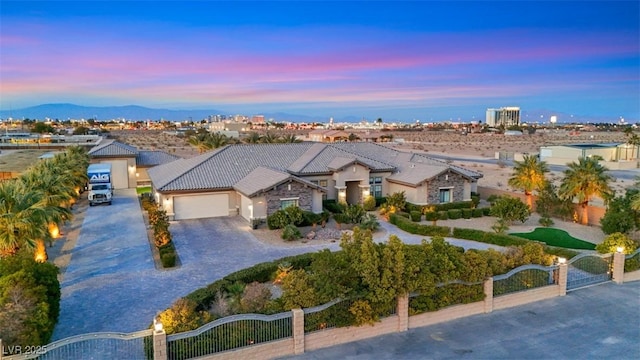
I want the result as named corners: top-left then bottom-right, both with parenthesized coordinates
top-left (332, 164), bottom-right (370, 187)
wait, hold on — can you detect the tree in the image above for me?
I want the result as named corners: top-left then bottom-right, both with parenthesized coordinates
top-left (72, 126), bottom-right (90, 135)
top-left (508, 155), bottom-right (549, 208)
top-left (262, 132), bottom-right (281, 143)
top-left (279, 134), bottom-right (301, 143)
top-left (490, 196), bottom-right (530, 233)
top-left (32, 122), bottom-right (54, 134)
top-left (600, 189), bottom-right (640, 235)
top-left (558, 156), bottom-right (613, 225)
top-left (595, 232), bottom-right (638, 255)
top-left (243, 132), bottom-right (263, 144)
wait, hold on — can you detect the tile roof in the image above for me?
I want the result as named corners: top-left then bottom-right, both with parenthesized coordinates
top-left (136, 151), bottom-right (181, 167)
top-left (148, 142), bottom-right (483, 193)
top-left (88, 140), bottom-right (139, 157)
top-left (233, 166), bottom-right (324, 197)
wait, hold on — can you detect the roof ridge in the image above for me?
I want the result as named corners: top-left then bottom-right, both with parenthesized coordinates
top-left (287, 143), bottom-right (329, 173)
top-left (328, 142), bottom-right (396, 169)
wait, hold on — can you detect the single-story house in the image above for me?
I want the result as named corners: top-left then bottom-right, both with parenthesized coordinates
top-left (148, 142), bottom-right (483, 221)
top-left (88, 140), bottom-right (180, 188)
top-left (308, 129), bottom-right (350, 142)
top-left (539, 143), bottom-right (639, 169)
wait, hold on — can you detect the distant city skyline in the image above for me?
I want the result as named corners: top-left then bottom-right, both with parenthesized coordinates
top-left (1, 1), bottom-right (638, 122)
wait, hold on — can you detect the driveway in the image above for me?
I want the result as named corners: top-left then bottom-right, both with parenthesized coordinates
top-left (283, 281), bottom-right (640, 360)
top-left (52, 190), bottom-right (339, 340)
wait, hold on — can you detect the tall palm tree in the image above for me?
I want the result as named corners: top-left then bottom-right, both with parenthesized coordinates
top-left (262, 132), bottom-right (281, 144)
top-left (508, 155), bottom-right (549, 208)
top-left (243, 132), bottom-right (263, 144)
top-left (558, 156), bottom-right (613, 225)
top-left (0, 180), bottom-right (49, 258)
top-left (279, 134), bottom-right (301, 143)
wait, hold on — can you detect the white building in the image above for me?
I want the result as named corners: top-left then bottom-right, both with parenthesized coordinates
top-left (486, 107), bottom-right (521, 127)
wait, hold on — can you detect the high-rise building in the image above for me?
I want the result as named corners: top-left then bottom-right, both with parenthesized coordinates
top-left (486, 107), bottom-right (520, 127)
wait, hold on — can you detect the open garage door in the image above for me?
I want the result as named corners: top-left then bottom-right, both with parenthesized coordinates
top-left (174, 194), bottom-right (229, 220)
top-left (100, 160), bottom-right (129, 189)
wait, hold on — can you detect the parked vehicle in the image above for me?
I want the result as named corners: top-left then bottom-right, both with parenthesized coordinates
top-left (87, 163), bottom-right (113, 206)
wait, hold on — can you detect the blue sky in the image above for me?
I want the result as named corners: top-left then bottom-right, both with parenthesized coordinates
top-left (1, 1), bottom-right (639, 122)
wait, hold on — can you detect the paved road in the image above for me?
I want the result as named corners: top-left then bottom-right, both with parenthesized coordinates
top-left (52, 189), bottom-right (340, 340)
top-left (282, 281), bottom-right (640, 360)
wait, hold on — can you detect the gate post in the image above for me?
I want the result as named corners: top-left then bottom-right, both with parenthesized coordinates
top-left (153, 321), bottom-right (167, 360)
top-left (612, 251), bottom-right (625, 284)
top-left (483, 277), bottom-right (493, 313)
top-left (292, 309), bottom-right (305, 355)
top-left (557, 262), bottom-right (568, 296)
top-left (396, 294), bottom-right (409, 332)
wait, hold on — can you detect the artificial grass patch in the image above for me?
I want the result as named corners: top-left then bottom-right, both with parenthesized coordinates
top-left (510, 228), bottom-right (596, 250)
top-left (136, 186), bottom-right (152, 194)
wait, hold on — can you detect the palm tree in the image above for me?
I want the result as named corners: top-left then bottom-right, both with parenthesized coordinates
top-left (279, 134), bottom-right (301, 143)
top-left (508, 155), bottom-right (549, 209)
top-left (558, 156), bottom-right (613, 225)
top-left (243, 132), bottom-right (263, 144)
top-left (0, 180), bottom-right (49, 258)
top-left (187, 133), bottom-right (214, 153)
top-left (208, 132), bottom-right (235, 149)
top-left (262, 132), bottom-right (281, 144)
top-left (632, 176), bottom-right (640, 211)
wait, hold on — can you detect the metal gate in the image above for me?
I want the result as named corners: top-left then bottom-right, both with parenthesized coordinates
top-left (566, 253), bottom-right (613, 291)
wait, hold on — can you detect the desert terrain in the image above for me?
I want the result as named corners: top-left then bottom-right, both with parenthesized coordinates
top-left (109, 129), bottom-right (635, 199)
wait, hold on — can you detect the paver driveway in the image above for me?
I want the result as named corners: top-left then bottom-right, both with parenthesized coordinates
top-left (52, 189), bottom-right (339, 340)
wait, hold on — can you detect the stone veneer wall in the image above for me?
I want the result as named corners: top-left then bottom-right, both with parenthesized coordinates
top-left (426, 171), bottom-right (465, 204)
top-left (265, 181), bottom-right (313, 215)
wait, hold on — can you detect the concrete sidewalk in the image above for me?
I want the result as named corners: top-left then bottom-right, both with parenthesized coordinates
top-left (283, 281), bottom-right (640, 360)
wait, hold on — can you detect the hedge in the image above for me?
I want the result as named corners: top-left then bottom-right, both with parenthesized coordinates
top-left (472, 208), bottom-right (484, 218)
top-left (323, 200), bottom-right (345, 214)
top-left (375, 197), bottom-right (387, 207)
top-left (451, 228), bottom-right (528, 247)
top-left (185, 253), bottom-right (316, 310)
top-left (389, 213), bottom-right (451, 237)
top-left (406, 201), bottom-right (474, 213)
top-left (410, 211), bottom-right (422, 222)
top-left (462, 208), bottom-right (473, 219)
top-left (438, 211), bottom-right (449, 220)
top-left (447, 209), bottom-right (462, 220)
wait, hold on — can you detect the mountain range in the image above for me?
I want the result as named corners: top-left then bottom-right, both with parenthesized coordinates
top-left (0, 103), bottom-right (631, 124)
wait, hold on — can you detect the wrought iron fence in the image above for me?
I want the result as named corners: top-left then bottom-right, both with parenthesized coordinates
top-left (624, 249), bottom-right (640, 273)
top-left (408, 280), bottom-right (484, 316)
top-left (166, 312), bottom-right (292, 360)
top-left (566, 253), bottom-right (612, 291)
top-left (493, 264), bottom-right (556, 296)
top-left (3, 330), bottom-right (153, 360)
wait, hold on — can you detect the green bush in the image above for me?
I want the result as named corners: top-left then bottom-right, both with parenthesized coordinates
top-left (161, 252), bottom-right (177, 267)
top-left (433, 201), bottom-right (474, 211)
top-left (462, 208), bottom-right (473, 219)
top-left (410, 211), bottom-right (422, 222)
top-left (363, 195), bottom-right (377, 211)
top-left (396, 211), bottom-right (411, 219)
top-left (539, 217), bottom-right (554, 227)
top-left (595, 232), bottom-right (638, 254)
top-left (482, 207), bottom-right (492, 216)
top-left (375, 197), bottom-right (387, 207)
top-left (389, 214), bottom-right (450, 236)
top-left (267, 210), bottom-right (289, 230)
top-left (282, 224), bottom-right (302, 241)
top-left (472, 208), bottom-right (484, 218)
top-left (424, 211), bottom-right (439, 222)
top-left (438, 211), bottom-right (449, 220)
top-left (323, 200), bottom-right (345, 214)
top-left (333, 213), bottom-right (350, 224)
top-left (284, 206), bottom-right (304, 225)
top-left (452, 228), bottom-right (528, 247)
top-left (344, 204), bottom-right (366, 224)
top-left (447, 209), bottom-right (462, 220)
top-left (359, 214), bottom-right (380, 231)
top-left (302, 211), bottom-right (322, 227)
top-left (0, 251), bottom-right (60, 347)
top-left (406, 203), bottom-right (423, 213)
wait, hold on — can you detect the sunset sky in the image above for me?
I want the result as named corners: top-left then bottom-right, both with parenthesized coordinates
top-left (1, 1), bottom-right (639, 122)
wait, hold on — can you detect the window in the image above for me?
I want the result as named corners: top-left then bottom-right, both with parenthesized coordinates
top-left (319, 180), bottom-right (328, 187)
top-left (439, 189), bottom-right (451, 203)
top-left (369, 176), bottom-right (383, 198)
top-left (280, 198), bottom-right (299, 209)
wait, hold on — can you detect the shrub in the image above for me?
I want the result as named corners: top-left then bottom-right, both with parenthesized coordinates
top-left (386, 191), bottom-right (407, 212)
top-left (471, 208), bottom-right (484, 218)
top-left (302, 211), bottom-right (323, 227)
top-left (333, 213), bottom-right (349, 224)
top-left (410, 210), bottom-right (422, 222)
top-left (389, 214), bottom-right (450, 237)
top-left (437, 211), bottom-right (449, 220)
top-left (396, 211), bottom-right (411, 219)
top-left (281, 224), bottom-right (302, 241)
top-left (471, 195), bottom-right (480, 208)
top-left (156, 298), bottom-right (211, 334)
top-left (424, 211), bottom-right (439, 223)
top-left (482, 207), bottom-right (492, 216)
top-left (239, 282), bottom-right (272, 313)
top-left (161, 252), bottom-right (177, 268)
top-left (447, 209), bottom-right (462, 220)
top-left (349, 299), bottom-right (376, 326)
top-left (375, 197), bottom-right (387, 207)
top-left (539, 216), bottom-right (554, 227)
top-left (490, 196), bottom-right (530, 224)
top-left (452, 228), bottom-right (528, 247)
top-left (344, 204), bottom-right (366, 224)
top-left (284, 206), bottom-right (304, 226)
top-left (363, 195), bottom-right (377, 211)
top-left (323, 200), bottom-right (345, 214)
top-left (359, 214), bottom-right (380, 231)
top-left (267, 210), bottom-right (289, 230)
top-left (596, 232), bottom-right (638, 254)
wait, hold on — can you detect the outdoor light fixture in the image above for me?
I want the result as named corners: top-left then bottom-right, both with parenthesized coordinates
top-left (616, 246), bottom-right (624, 253)
top-left (154, 318), bottom-right (163, 332)
top-left (558, 257), bottom-right (566, 264)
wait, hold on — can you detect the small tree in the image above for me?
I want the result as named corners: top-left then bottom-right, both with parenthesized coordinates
top-left (386, 191), bottom-right (406, 212)
top-left (596, 232), bottom-right (638, 255)
top-left (490, 196), bottom-right (530, 233)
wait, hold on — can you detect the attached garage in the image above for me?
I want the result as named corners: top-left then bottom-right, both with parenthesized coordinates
top-left (101, 159), bottom-right (129, 189)
top-left (173, 193), bottom-right (230, 220)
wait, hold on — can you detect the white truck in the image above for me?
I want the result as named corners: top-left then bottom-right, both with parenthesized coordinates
top-left (87, 163), bottom-right (113, 206)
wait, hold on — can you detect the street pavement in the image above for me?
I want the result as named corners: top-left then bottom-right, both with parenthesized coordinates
top-left (282, 281), bottom-right (640, 360)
